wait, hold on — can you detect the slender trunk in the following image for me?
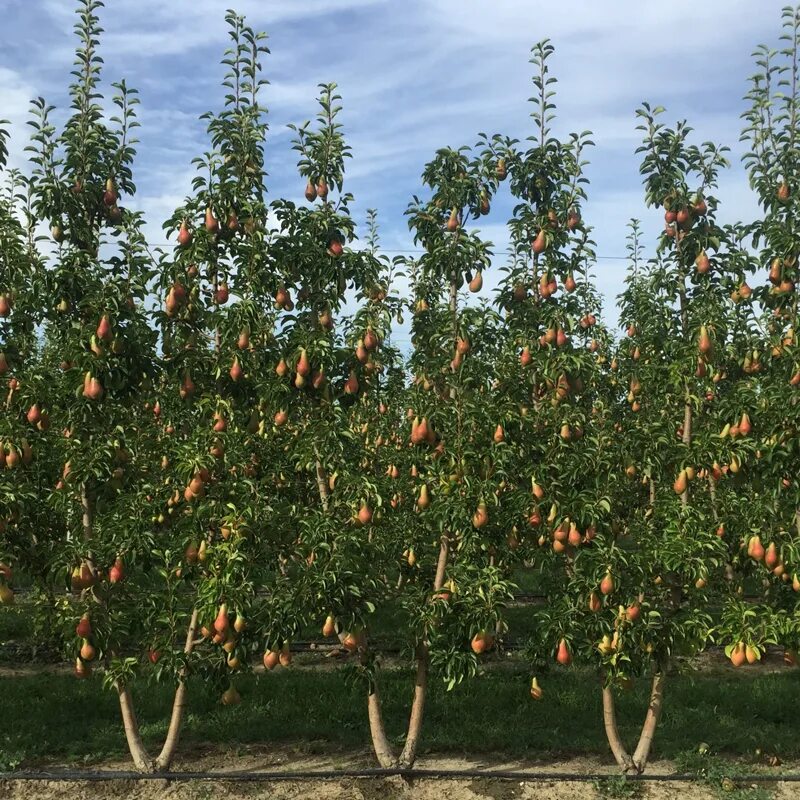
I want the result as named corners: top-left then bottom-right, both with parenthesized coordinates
top-left (631, 672), bottom-right (666, 771)
top-left (367, 682), bottom-right (398, 768)
top-left (602, 682), bottom-right (634, 772)
top-left (707, 475), bottom-right (719, 521)
top-left (680, 397), bottom-right (692, 506)
top-left (398, 539), bottom-right (448, 768)
top-left (154, 607), bottom-right (199, 771)
top-left (602, 671), bottom-right (666, 774)
top-left (314, 447), bottom-right (330, 513)
top-left (399, 645), bottom-right (429, 767)
top-left (116, 683), bottom-right (155, 773)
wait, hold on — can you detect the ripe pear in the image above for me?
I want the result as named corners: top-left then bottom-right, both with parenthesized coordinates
top-left (322, 615), bottom-right (336, 638)
top-left (529, 677), bottom-right (543, 700)
top-left (600, 571), bottom-right (614, 596)
top-left (221, 686), bottom-right (241, 705)
top-left (417, 484), bottom-right (431, 510)
top-left (357, 504), bottom-right (373, 525)
top-left (472, 501), bottom-right (489, 529)
top-left (556, 638), bottom-right (572, 666)
top-left (80, 639), bottom-right (96, 662)
top-left (214, 604), bottom-right (230, 634)
top-left (177, 221), bottom-right (192, 247)
top-left (76, 613), bottom-right (92, 639)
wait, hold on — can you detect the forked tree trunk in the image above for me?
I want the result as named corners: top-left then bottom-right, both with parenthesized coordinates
top-left (367, 535), bottom-right (450, 769)
top-left (602, 672), bottom-right (666, 774)
top-left (115, 607), bottom-right (200, 773)
top-left (155, 607), bottom-right (199, 770)
top-left (116, 682), bottom-right (155, 773)
top-left (367, 682), bottom-right (398, 768)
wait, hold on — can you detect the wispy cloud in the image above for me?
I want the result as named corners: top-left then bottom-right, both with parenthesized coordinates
top-left (1, 0), bottom-right (792, 329)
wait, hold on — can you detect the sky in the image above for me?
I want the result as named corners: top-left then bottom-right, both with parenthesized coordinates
top-left (0, 0), bottom-right (792, 333)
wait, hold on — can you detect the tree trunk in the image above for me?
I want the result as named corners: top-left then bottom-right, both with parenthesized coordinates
top-left (399, 644), bottom-right (429, 767)
top-left (602, 671), bottom-right (666, 774)
top-left (367, 682), bottom-right (398, 768)
top-left (602, 682), bottom-right (634, 772)
top-left (116, 683), bottom-right (155, 773)
top-left (631, 672), bottom-right (666, 771)
top-left (154, 607), bottom-right (199, 771)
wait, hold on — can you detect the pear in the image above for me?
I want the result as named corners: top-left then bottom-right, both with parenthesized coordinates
top-left (529, 677), bottom-right (543, 700)
top-left (279, 645), bottom-right (292, 667)
top-left (322, 615), bottom-right (336, 638)
top-left (747, 535), bottom-right (765, 561)
top-left (495, 158), bottom-right (507, 180)
top-left (588, 592), bottom-right (601, 613)
top-left (446, 208), bottom-right (459, 232)
top-left (673, 469), bottom-right (688, 495)
top-left (296, 348), bottom-right (311, 377)
top-left (221, 686), bottom-right (241, 705)
top-left (177, 221), bottom-right (192, 247)
top-left (556, 638), bottom-right (572, 666)
top-left (357, 504), bottom-right (373, 526)
top-left (778, 182), bottom-right (791, 203)
top-left (695, 250), bottom-right (710, 273)
top-left (493, 424), bottom-right (505, 444)
top-left (204, 207), bottom-right (219, 234)
top-left (229, 357), bottom-right (243, 382)
top-left (214, 603), bottom-right (230, 634)
top-left (316, 179), bottom-right (329, 200)
top-left (468, 271), bottom-right (483, 292)
top-left (304, 180), bottom-right (317, 201)
top-left (80, 639), bottom-right (96, 662)
top-left (470, 631), bottom-right (493, 654)
top-left (764, 542), bottom-right (779, 569)
top-left (739, 412), bottom-right (752, 436)
top-left (531, 229), bottom-right (547, 255)
top-left (698, 325), bottom-right (712, 355)
top-left (108, 557), bottom-right (124, 584)
top-left (600, 571), bottom-right (614, 596)
top-left (472, 501), bottom-right (489, 529)
top-left (74, 657), bottom-right (91, 679)
top-left (96, 314), bottom-right (112, 341)
top-left (344, 371), bottom-right (359, 395)
top-left (103, 177), bottom-right (118, 206)
top-left (76, 613), bottom-right (92, 639)
top-left (0, 583), bottom-right (14, 605)
top-left (417, 484), bottom-right (431, 510)
top-left (263, 650), bottom-right (279, 670)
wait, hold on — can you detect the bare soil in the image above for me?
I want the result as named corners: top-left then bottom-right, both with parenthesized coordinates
top-left (1, 750), bottom-right (794, 800)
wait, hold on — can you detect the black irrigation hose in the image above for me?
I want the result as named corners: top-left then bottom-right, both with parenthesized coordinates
top-left (0, 767), bottom-right (797, 783)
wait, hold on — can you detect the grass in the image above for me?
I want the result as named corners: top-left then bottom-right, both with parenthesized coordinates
top-left (1, 664), bottom-right (798, 770)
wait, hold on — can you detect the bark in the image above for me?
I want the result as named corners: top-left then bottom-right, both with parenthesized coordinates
top-left (680, 397), bottom-right (692, 507)
top-left (313, 448), bottom-right (330, 513)
top-left (631, 672), bottom-right (666, 771)
top-left (399, 645), bottom-right (429, 767)
top-left (602, 672), bottom-right (666, 774)
top-left (154, 607), bottom-right (199, 771)
top-left (116, 683), bottom-right (155, 773)
top-left (367, 682), bottom-right (398, 768)
top-left (602, 682), bottom-right (634, 772)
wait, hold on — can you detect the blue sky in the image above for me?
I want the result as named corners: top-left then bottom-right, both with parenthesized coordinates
top-left (0, 0), bottom-right (792, 331)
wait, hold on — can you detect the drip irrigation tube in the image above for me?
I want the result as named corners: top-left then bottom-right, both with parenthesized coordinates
top-left (0, 768), bottom-right (796, 783)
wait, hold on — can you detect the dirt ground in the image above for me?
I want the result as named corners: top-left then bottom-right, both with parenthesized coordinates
top-left (1, 751), bottom-right (794, 800)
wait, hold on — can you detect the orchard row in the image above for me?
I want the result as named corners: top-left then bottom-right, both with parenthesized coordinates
top-left (1, 0), bottom-right (800, 777)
